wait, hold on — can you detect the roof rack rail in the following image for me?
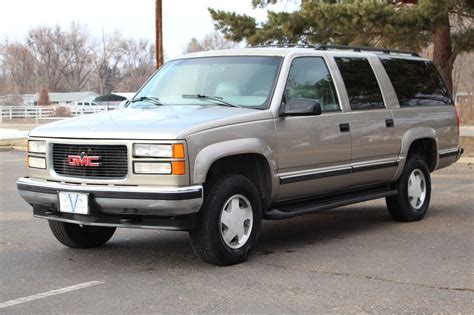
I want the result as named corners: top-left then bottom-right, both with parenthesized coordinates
top-left (314, 44), bottom-right (420, 57)
top-left (252, 44), bottom-right (319, 49)
top-left (250, 43), bottom-right (420, 57)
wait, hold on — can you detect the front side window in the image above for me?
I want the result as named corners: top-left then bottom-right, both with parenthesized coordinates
top-left (284, 57), bottom-right (340, 112)
top-left (335, 57), bottom-right (385, 110)
top-left (130, 56), bottom-right (282, 109)
top-left (380, 57), bottom-right (452, 107)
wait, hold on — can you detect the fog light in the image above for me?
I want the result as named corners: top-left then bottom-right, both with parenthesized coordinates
top-left (28, 156), bottom-right (46, 169)
top-left (133, 162), bottom-right (172, 174)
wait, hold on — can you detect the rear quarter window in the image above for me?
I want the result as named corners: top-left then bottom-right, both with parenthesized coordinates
top-left (380, 57), bottom-right (453, 107)
top-left (335, 57), bottom-right (385, 111)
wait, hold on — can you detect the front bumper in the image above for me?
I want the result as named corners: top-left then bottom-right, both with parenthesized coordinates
top-left (17, 177), bottom-right (203, 230)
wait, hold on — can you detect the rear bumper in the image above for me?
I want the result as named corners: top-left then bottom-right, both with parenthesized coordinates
top-left (17, 177), bottom-right (203, 230)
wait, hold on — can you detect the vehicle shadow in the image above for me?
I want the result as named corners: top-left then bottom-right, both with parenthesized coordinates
top-left (54, 202), bottom-right (397, 269)
top-left (255, 203), bottom-right (393, 255)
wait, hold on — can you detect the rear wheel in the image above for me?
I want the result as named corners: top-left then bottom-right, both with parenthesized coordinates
top-left (48, 221), bottom-right (116, 248)
top-left (386, 155), bottom-right (431, 222)
top-left (189, 174), bottom-right (262, 266)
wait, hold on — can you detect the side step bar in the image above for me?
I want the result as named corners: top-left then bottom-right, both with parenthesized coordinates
top-left (265, 187), bottom-right (397, 220)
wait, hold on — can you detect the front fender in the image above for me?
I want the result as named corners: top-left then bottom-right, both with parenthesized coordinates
top-left (192, 138), bottom-right (277, 186)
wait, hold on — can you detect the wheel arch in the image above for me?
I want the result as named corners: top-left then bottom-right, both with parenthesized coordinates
top-left (392, 128), bottom-right (439, 181)
top-left (192, 139), bottom-right (277, 210)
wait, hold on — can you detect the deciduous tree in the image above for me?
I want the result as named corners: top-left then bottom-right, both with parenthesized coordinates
top-left (184, 31), bottom-right (238, 53)
top-left (1, 41), bottom-right (38, 94)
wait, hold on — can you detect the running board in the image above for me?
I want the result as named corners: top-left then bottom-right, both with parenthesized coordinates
top-left (265, 187), bottom-right (397, 220)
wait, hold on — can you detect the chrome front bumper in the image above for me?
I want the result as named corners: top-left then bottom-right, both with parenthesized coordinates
top-left (17, 177), bottom-right (203, 217)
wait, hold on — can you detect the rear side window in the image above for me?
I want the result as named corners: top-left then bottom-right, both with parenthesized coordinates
top-left (380, 57), bottom-right (452, 107)
top-left (335, 57), bottom-right (385, 110)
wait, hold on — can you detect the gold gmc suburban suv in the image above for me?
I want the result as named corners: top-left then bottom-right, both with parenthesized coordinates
top-left (17, 45), bottom-right (463, 265)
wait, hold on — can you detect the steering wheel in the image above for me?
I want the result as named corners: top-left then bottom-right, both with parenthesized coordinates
top-left (252, 90), bottom-right (269, 97)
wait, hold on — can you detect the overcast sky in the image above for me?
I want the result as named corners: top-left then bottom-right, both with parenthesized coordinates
top-left (0, 0), bottom-right (298, 59)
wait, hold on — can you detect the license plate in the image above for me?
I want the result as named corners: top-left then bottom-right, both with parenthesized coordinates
top-left (58, 192), bottom-right (89, 215)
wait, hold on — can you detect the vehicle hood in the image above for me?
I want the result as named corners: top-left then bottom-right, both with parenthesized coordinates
top-left (29, 106), bottom-right (272, 140)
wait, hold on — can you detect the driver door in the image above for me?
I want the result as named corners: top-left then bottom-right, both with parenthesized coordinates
top-left (275, 57), bottom-right (352, 201)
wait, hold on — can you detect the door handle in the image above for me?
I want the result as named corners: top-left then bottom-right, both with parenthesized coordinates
top-left (339, 123), bottom-right (350, 133)
top-left (386, 119), bottom-right (394, 128)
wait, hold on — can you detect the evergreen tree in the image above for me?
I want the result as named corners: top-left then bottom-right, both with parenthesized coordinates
top-left (210, 0), bottom-right (474, 92)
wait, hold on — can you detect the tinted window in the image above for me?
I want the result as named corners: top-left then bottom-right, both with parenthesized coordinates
top-left (284, 57), bottom-right (340, 112)
top-left (335, 57), bottom-right (385, 110)
top-left (380, 57), bottom-right (452, 107)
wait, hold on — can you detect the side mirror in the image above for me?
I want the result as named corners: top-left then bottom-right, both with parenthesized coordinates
top-left (280, 98), bottom-right (322, 117)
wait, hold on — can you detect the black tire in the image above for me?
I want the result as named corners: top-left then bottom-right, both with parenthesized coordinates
top-left (48, 220), bottom-right (116, 248)
top-left (386, 154), bottom-right (431, 222)
top-left (189, 174), bottom-right (262, 266)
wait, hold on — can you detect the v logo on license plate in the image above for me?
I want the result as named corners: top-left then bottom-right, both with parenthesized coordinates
top-left (67, 194), bottom-right (79, 213)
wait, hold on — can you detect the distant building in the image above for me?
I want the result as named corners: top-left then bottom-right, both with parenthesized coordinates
top-left (0, 94), bottom-right (36, 106)
top-left (37, 92), bottom-right (99, 105)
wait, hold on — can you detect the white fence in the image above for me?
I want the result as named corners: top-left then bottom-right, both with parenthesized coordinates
top-left (0, 106), bottom-right (55, 120)
top-left (0, 105), bottom-right (119, 123)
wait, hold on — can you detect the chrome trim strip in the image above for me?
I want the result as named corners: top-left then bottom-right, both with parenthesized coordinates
top-left (350, 158), bottom-right (399, 168)
top-left (278, 159), bottom-right (399, 184)
top-left (279, 164), bottom-right (352, 185)
top-left (280, 167), bottom-right (351, 185)
top-left (439, 147), bottom-right (459, 154)
top-left (352, 159), bottom-right (399, 173)
top-left (439, 147), bottom-right (460, 157)
top-left (17, 177), bottom-right (202, 196)
top-left (279, 164), bottom-right (352, 178)
top-left (34, 215), bottom-right (188, 231)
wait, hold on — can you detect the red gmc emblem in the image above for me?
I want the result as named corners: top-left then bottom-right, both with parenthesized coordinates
top-left (68, 153), bottom-right (100, 167)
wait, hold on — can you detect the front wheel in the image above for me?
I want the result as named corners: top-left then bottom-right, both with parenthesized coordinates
top-left (386, 155), bottom-right (431, 222)
top-left (189, 174), bottom-right (262, 266)
top-left (48, 221), bottom-right (116, 248)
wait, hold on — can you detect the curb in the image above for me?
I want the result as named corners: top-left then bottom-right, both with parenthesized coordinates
top-left (13, 146), bottom-right (27, 152)
top-left (0, 146), bottom-right (27, 152)
top-left (0, 138), bottom-right (27, 147)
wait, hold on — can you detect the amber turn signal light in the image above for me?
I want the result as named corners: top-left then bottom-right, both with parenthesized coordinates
top-left (172, 144), bottom-right (185, 158)
top-left (172, 161), bottom-right (186, 175)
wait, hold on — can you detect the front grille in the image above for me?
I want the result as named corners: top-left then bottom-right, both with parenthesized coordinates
top-left (52, 143), bottom-right (128, 179)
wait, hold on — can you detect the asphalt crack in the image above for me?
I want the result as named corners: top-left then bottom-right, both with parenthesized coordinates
top-left (259, 262), bottom-right (474, 293)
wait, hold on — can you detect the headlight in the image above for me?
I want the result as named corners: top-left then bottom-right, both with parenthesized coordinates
top-left (28, 156), bottom-right (46, 169)
top-left (28, 140), bottom-right (46, 154)
top-left (133, 143), bottom-right (185, 158)
top-left (133, 144), bottom-right (172, 158)
top-left (133, 162), bottom-right (172, 174)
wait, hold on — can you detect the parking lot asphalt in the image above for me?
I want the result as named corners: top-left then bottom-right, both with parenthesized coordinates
top-left (1, 150), bottom-right (473, 314)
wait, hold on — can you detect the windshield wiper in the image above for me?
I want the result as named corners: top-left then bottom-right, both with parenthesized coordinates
top-left (182, 94), bottom-right (240, 108)
top-left (130, 96), bottom-right (163, 106)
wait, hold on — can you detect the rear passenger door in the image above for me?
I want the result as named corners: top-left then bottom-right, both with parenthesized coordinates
top-left (334, 56), bottom-right (399, 187)
top-left (275, 56), bottom-right (352, 201)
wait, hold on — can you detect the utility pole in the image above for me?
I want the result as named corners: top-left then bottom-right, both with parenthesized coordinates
top-left (155, 0), bottom-right (164, 69)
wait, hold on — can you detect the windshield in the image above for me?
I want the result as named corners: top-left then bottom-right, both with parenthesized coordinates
top-left (129, 56), bottom-right (282, 109)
